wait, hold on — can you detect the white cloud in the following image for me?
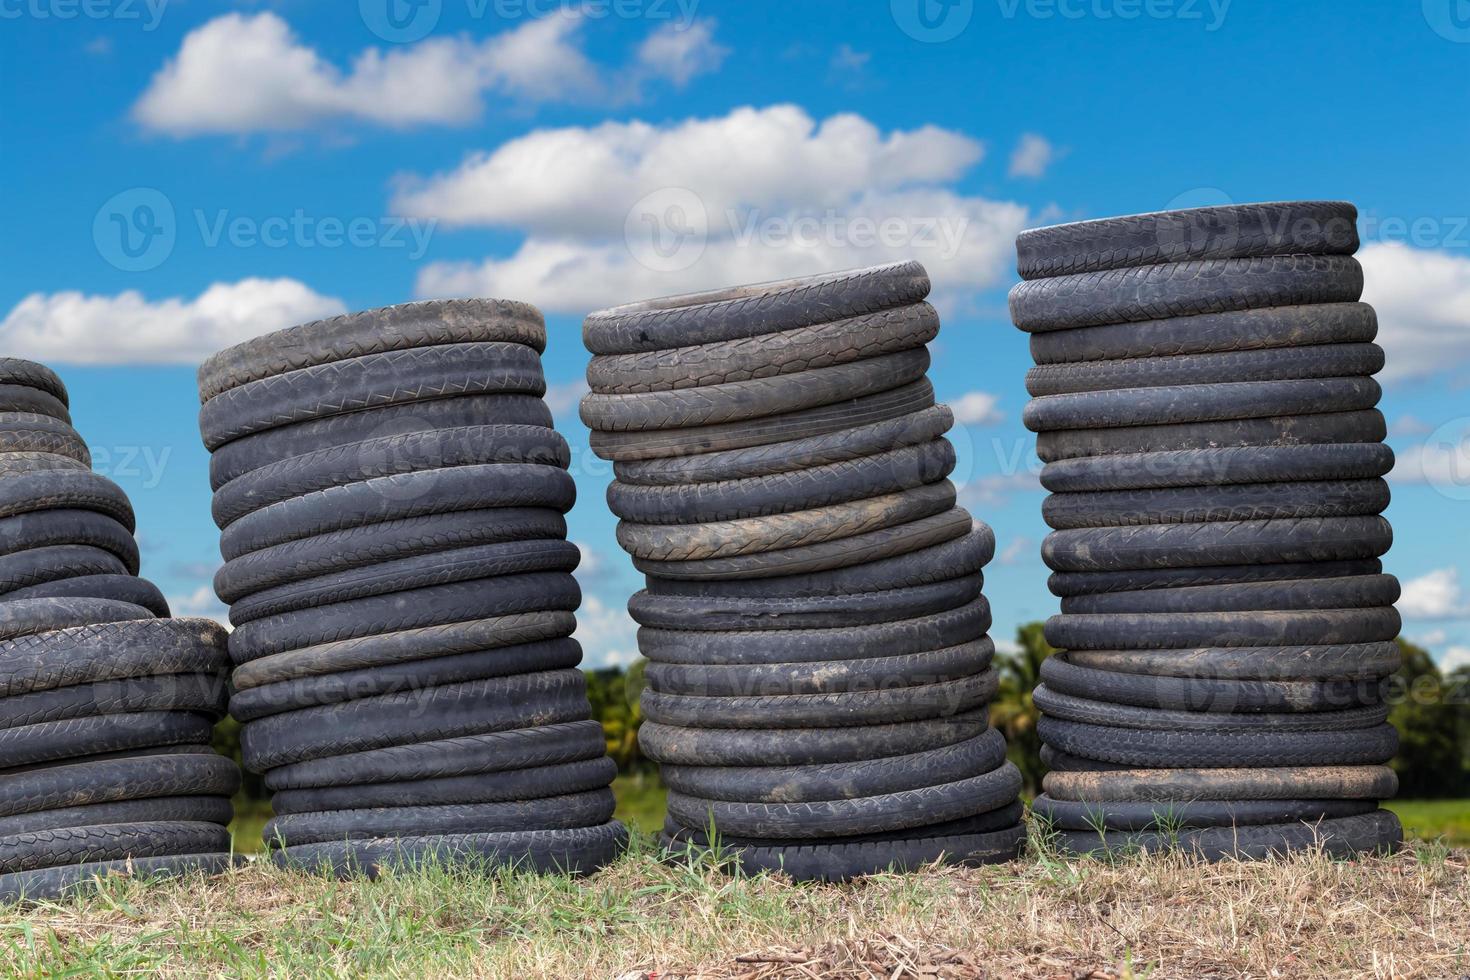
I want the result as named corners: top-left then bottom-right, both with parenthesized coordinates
top-left (1442, 646), bottom-right (1470, 674)
top-left (1399, 567), bottom-right (1469, 619)
top-left (544, 379), bottom-right (591, 418)
top-left (574, 593), bottom-right (640, 668)
top-left (998, 536), bottom-right (1033, 565)
top-left (1392, 423), bottom-right (1470, 492)
top-left (1390, 415), bottom-right (1434, 437)
top-left (1359, 242), bottom-right (1470, 383)
top-left (950, 391), bottom-right (1004, 426)
top-left (957, 470), bottom-right (1043, 508)
top-left (133, 12), bottom-right (725, 137)
top-left (0, 279), bottom-right (345, 365)
top-left (1008, 133), bottom-right (1056, 179)
top-left (401, 105), bottom-right (1029, 313)
top-left (168, 585), bottom-right (230, 627)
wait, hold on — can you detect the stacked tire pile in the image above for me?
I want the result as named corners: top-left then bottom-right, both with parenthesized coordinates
top-left (580, 263), bottom-right (1025, 881)
top-left (1009, 201), bottom-right (1404, 858)
top-left (196, 301), bottom-right (625, 877)
top-left (1, 358), bottom-right (238, 902)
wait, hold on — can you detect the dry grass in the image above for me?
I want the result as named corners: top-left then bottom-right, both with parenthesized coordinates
top-left (1, 833), bottom-right (1465, 979)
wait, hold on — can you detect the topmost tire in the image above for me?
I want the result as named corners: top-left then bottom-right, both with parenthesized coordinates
top-left (0, 360), bottom-right (68, 407)
top-left (196, 299), bottom-right (547, 404)
top-left (1015, 201), bottom-right (1359, 280)
top-left (582, 262), bottom-right (931, 355)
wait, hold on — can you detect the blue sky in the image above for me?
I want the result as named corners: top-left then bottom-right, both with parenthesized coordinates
top-left (3, 0), bottom-right (1468, 670)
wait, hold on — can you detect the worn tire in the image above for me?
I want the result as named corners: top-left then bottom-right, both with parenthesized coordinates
top-left (1033, 683), bottom-right (1388, 728)
top-left (1043, 764), bottom-right (1399, 802)
top-left (1031, 794), bottom-right (1376, 831)
top-left (1026, 344), bottom-right (1383, 396)
top-left (1048, 558), bottom-right (1383, 598)
top-left (0, 853), bottom-right (238, 903)
top-left (628, 576), bottom-right (981, 632)
top-left (1059, 575), bottom-right (1400, 614)
top-left (1062, 642), bottom-right (1401, 681)
top-left (1043, 516), bottom-right (1393, 572)
top-left (1037, 410), bottom-right (1386, 462)
top-left (0, 510), bottom-right (140, 573)
top-left (1040, 444), bottom-right (1395, 493)
top-left (1050, 810), bottom-right (1400, 860)
top-left (1043, 479), bottom-right (1389, 530)
top-left (1025, 378), bottom-right (1381, 433)
top-left (1037, 716), bottom-right (1398, 768)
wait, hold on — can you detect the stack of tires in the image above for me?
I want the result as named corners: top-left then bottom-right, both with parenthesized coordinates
top-left (580, 263), bottom-right (1025, 881)
top-left (196, 301), bottom-right (625, 876)
top-left (1, 358), bottom-right (238, 902)
top-left (1009, 202), bottom-right (1404, 858)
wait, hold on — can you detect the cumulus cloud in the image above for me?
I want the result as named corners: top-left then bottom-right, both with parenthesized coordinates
top-left (168, 585), bottom-right (231, 626)
top-left (0, 278), bottom-right (345, 365)
top-left (1398, 567), bottom-right (1468, 619)
top-left (401, 105), bottom-right (1029, 313)
top-left (950, 391), bottom-right (1004, 426)
top-left (1008, 133), bottom-right (1057, 178)
top-left (1359, 242), bottom-right (1470, 383)
top-left (1443, 646), bottom-right (1470, 674)
top-left (574, 594), bottom-right (641, 668)
top-left (544, 379), bottom-right (591, 418)
top-left (133, 11), bottom-right (725, 136)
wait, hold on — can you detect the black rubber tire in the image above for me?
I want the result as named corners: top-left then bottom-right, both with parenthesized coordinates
top-left (208, 395), bottom-right (553, 489)
top-left (1036, 410), bottom-right (1386, 462)
top-left (264, 719), bottom-right (607, 791)
top-left (645, 639), bottom-right (994, 697)
top-left (589, 379), bottom-right (936, 462)
top-left (614, 407), bottom-right (954, 487)
top-left (1043, 516), bottom-right (1394, 572)
top-left (1050, 810), bottom-right (1401, 860)
top-left (199, 343), bottom-right (546, 450)
top-left (1042, 764), bottom-right (1399, 803)
top-left (1048, 558), bottom-right (1383, 598)
top-left (218, 464), bottom-right (575, 561)
top-left (1026, 344), bottom-right (1383, 396)
top-left (0, 752), bottom-right (239, 819)
top-left (228, 573), bottom-right (581, 663)
top-left (660, 729), bottom-right (1006, 804)
top-left (0, 744), bottom-right (213, 777)
top-left (1062, 642), bottom-right (1401, 681)
top-left (618, 482), bottom-right (956, 562)
top-left (639, 709), bottom-right (991, 767)
top-left (0, 674), bottom-right (227, 731)
top-left (0, 510), bottom-right (139, 574)
top-left (645, 525), bottom-right (993, 599)
top-left (633, 507), bottom-right (974, 582)
top-left (0, 853), bottom-right (239, 903)
top-left (1037, 717), bottom-right (1398, 768)
top-left (583, 261), bottom-right (930, 355)
top-left (1031, 794), bottom-right (1377, 832)
top-left (1045, 608), bottom-right (1401, 651)
top-left (608, 440), bottom-right (955, 525)
top-left (1015, 202), bottom-right (1359, 280)
top-left (1032, 682), bottom-right (1388, 728)
top-left (0, 387), bottom-right (69, 422)
top-left (588, 303), bottom-right (937, 394)
top-left (0, 413), bottom-right (89, 466)
top-left (664, 800), bottom-right (1025, 847)
top-left (264, 790), bottom-right (616, 847)
top-left (0, 712), bottom-right (216, 770)
top-left (0, 544), bottom-right (128, 592)
top-left (228, 638), bottom-right (584, 722)
top-left (1059, 575), bottom-right (1400, 614)
top-left (274, 821), bottom-right (627, 879)
top-left (226, 539), bottom-right (582, 625)
top-left (0, 618), bottom-right (229, 699)
top-left (1040, 444), bottom-right (1395, 493)
top-left (0, 452), bottom-right (89, 478)
top-left (0, 821), bottom-right (230, 875)
top-left (197, 299), bottom-right (547, 402)
top-left (215, 508), bottom-right (567, 604)
top-left (641, 669), bottom-right (997, 730)
top-left (0, 468), bottom-right (134, 530)
top-left (661, 823), bottom-right (1025, 883)
top-left (231, 611), bottom-right (574, 692)
top-left (270, 757), bottom-right (617, 815)
top-left (0, 796), bottom-right (236, 837)
top-left (0, 598), bottom-right (155, 642)
top-left (0, 359), bottom-right (67, 405)
top-left (3, 575), bottom-right (169, 616)
top-left (638, 599), bottom-right (991, 666)
top-left (211, 425), bottom-right (571, 529)
top-left (581, 349), bottom-right (930, 434)
top-left (667, 764), bottom-right (1021, 840)
top-left (1010, 255), bottom-right (1363, 333)
top-left (1043, 479), bottom-right (1389, 530)
top-left (1038, 656), bottom-right (1387, 713)
top-left (1024, 378), bottom-right (1381, 433)
top-left (239, 670), bottom-right (591, 772)
top-left (628, 576), bottom-right (981, 632)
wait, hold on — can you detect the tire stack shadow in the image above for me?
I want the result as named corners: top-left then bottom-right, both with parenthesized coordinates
top-left (196, 302), bottom-right (625, 877)
top-left (1011, 202), bottom-right (1405, 858)
top-left (580, 263), bottom-right (1025, 881)
top-left (0, 358), bottom-right (238, 902)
